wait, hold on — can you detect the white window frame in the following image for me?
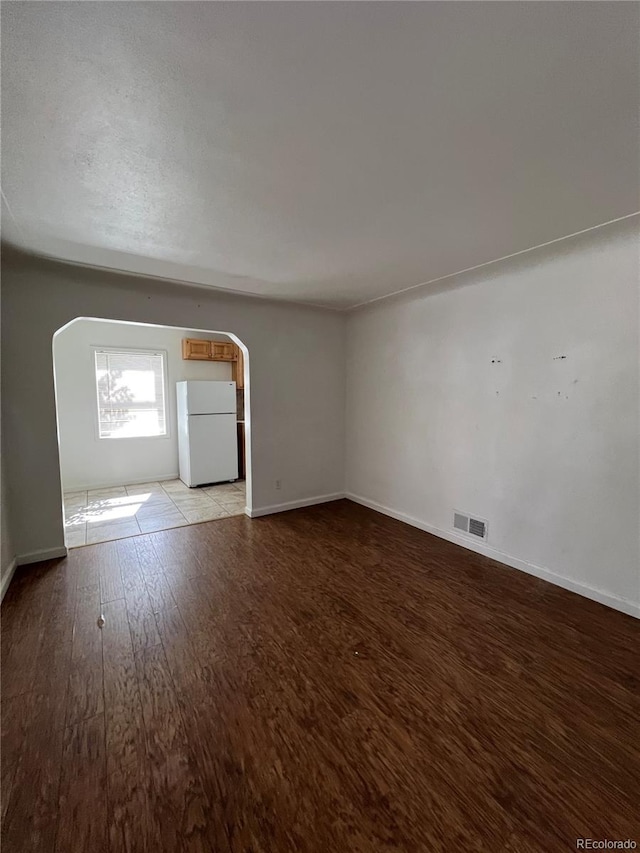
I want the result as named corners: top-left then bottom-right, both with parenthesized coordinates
top-left (93, 347), bottom-right (170, 441)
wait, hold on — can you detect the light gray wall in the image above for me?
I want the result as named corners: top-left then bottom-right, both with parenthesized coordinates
top-left (2, 254), bottom-right (346, 559)
top-left (1, 317), bottom-right (16, 591)
top-left (54, 319), bottom-right (234, 490)
top-left (346, 219), bottom-right (640, 616)
top-left (1, 435), bottom-right (15, 589)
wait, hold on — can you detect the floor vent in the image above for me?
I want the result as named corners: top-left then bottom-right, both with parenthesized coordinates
top-left (453, 511), bottom-right (488, 540)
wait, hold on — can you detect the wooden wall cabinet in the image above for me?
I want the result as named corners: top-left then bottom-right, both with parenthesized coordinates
top-left (211, 341), bottom-right (237, 362)
top-left (182, 338), bottom-right (213, 360)
top-left (182, 338), bottom-right (238, 363)
top-left (231, 346), bottom-right (245, 390)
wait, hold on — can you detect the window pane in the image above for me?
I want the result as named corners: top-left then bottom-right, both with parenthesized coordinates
top-left (95, 349), bottom-right (167, 439)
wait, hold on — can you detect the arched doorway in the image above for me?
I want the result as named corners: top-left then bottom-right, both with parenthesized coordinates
top-left (52, 317), bottom-right (251, 547)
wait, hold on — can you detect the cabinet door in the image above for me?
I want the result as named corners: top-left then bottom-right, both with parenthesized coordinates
top-left (232, 345), bottom-right (245, 389)
top-left (182, 339), bottom-right (212, 360)
top-left (211, 342), bottom-right (237, 361)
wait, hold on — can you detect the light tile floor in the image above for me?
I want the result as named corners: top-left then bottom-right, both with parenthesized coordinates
top-left (63, 479), bottom-right (246, 547)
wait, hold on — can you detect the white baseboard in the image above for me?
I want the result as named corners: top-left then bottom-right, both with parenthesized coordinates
top-left (346, 492), bottom-right (639, 620)
top-left (1, 546), bottom-right (71, 602)
top-left (64, 473), bottom-right (179, 493)
top-left (247, 492), bottom-right (345, 519)
top-left (17, 546), bottom-right (68, 567)
top-left (1, 558), bottom-right (18, 603)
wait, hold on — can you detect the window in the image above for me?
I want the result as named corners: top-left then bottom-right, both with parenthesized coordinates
top-left (95, 349), bottom-right (167, 439)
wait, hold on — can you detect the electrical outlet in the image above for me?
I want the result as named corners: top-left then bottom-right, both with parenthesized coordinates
top-left (275, 479), bottom-right (282, 490)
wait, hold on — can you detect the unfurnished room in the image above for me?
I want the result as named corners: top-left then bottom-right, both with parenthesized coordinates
top-left (1, 3), bottom-right (638, 852)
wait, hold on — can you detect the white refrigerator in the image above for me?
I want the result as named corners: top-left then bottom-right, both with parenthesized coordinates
top-left (176, 381), bottom-right (238, 487)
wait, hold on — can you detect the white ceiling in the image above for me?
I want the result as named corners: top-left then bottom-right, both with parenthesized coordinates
top-left (2, 2), bottom-right (638, 309)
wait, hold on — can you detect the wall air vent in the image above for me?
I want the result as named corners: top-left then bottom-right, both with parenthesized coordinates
top-left (468, 518), bottom-right (487, 539)
top-left (453, 511), bottom-right (488, 540)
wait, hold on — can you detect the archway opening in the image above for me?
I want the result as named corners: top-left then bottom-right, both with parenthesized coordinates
top-left (52, 317), bottom-right (251, 548)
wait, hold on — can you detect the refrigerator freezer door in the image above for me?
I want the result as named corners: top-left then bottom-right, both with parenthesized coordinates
top-left (186, 381), bottom-right (236, 415)
top-left (187, 413), bottom-right (238, 486)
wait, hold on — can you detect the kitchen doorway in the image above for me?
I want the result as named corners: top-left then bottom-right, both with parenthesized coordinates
top-left (52, 318), bottom-right (250, 547)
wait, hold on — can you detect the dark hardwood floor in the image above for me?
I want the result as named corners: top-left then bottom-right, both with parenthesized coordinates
top-left (2, 500), bottom-right (638, 852)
